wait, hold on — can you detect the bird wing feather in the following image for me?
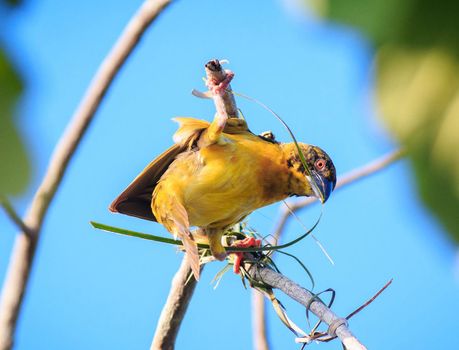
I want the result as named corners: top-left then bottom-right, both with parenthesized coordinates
top-left (109, 144), bottom-right (186, 221)
top-left (109, 117), bottom-right (250, 221)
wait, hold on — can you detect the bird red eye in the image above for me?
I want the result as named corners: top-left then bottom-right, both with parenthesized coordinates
top-left (315, 159), bottom-right (326, 171)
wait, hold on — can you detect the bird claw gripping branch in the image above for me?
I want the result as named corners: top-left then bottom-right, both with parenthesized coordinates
top-left (231, 237), bottom-right (262, 274)
top-left (206, 69), bottom-right (235, 95)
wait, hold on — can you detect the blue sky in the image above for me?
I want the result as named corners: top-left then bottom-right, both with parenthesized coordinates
top-left (1, 0), bottom-right (458, 349)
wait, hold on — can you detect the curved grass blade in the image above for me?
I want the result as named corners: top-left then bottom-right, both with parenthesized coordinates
top-left (90, 221), bottom-right (209, 249)
top-left (211, 264), bottom-right (232, 290)
top-left (305, 288), bottom-right (336, 330)
top-left (283, 200), bottom-right (334, 265)
top-left (263, 288), bottom-right (308, 337)
top-left (230, 213), bottom-right (321, 253)
top-left (262, 254), bottom-right (281, 273)
top-left (276, 250), bottom-right (314, 289)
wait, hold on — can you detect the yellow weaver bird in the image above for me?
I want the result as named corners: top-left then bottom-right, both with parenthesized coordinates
top-left (109, 115), bottom-right (336, 279)
top-left (110, 76), bottom-right (336, 280)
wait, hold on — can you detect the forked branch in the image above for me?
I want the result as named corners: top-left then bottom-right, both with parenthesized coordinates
top-left (0, 197), bottom-right (30, 236)
top-left (0, 1), bottom-right (172, 349)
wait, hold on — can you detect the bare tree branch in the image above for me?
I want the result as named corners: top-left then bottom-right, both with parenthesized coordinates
top-left (0, 197), bottom-right (30, 236)
top-left (252, 149), bottom-right (403, 350)
top-left (252, 290), bottom-right (270, 350)
top-left (0, 1), bottom-right (172, 349)
top-left (151, 257), bottom-right (201, 350)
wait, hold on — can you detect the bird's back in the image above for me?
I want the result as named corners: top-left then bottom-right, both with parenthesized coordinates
top-left (153, 122), bottom-right (290, 230)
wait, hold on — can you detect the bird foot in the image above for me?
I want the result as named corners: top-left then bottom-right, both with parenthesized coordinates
top-left (231, 237), bottom-right (262, 274)
top-left (206, 69), bottom-right (234, 95)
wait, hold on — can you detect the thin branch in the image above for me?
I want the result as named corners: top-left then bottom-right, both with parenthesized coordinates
top-left (252, 149), bottom-right (403, 350)
top-left (151, 58), bottom-right (237, 348)
top-left (151, 257), bottom-right (201, 350)
top-left (0, 197), bottom-right (30, 236)
top-left (248, 264), bottom-right (367, 350)
top-left (252, 289), bottom-right (270, 350)
top-left (346, 279), bottom-right (393, 321)
top-left (0, 1), bottom-right (172, 349)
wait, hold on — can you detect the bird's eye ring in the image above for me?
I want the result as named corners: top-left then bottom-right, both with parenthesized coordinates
top-left (314, 159), bottom-right (326, 171)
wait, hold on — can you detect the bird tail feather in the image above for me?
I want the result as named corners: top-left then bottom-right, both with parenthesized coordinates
top-left (180, 231), bottom-right (201, 280)
top-left (169, 199), bottom-right (201, 280)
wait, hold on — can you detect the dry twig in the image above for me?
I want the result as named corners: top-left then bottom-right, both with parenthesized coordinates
top-left (0, 1), bottom-right (172, 349)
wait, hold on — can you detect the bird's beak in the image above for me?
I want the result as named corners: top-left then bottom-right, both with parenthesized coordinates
top-left (310, 171), bottom-right (334, 203)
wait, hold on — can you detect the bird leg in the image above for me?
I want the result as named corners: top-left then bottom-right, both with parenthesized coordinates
top-left (206, 69), bottom-right (234, 95)
top-left (205, 228), bottom-right (228, 262)
top-left (231, 237), bottom-right (262, 274)
top-left (204, 70), bottom-right (235, 143)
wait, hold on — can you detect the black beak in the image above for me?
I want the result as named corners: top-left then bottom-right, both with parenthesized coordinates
top-left (310, 171), bottom-right (334, 203)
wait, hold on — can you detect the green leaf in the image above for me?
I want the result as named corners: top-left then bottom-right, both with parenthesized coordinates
top-left (277, 250), bottom-right (315, 289)
top-left (1, 0), bottom-right (23, 8)
top-left (90, 221), bottom-right (204, 247)
top-left (314, 0), bottom-right (459, 243)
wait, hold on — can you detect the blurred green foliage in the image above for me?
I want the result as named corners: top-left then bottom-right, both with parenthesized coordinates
top-left (0, 0), bottom-right (31, 196)
top-left (310, 0), bottom-right (459, 242)
top-left (5, 0), bottom-right (22, 6)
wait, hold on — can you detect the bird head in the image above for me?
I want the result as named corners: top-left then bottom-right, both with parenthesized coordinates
top-left (284, 143), bottom-right (336, 203)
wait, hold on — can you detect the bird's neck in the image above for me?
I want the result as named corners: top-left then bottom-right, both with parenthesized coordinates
top-left (281, 143), bottom-right (314, 198)
top-left (284, 167), bottom-right (312, 197)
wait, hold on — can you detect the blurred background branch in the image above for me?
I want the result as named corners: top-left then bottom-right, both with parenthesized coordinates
top-left (273, 149), bottom-right (403, 242)
top-left (0, 1), bottom-right (172, 349)
top-left (0, 197), bottom-right (29, 235)
top-left (252, 289), bottom-right (269, 350)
